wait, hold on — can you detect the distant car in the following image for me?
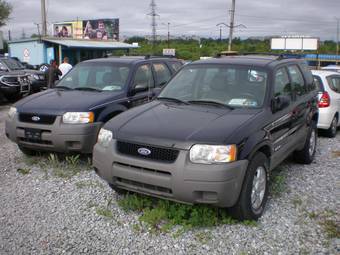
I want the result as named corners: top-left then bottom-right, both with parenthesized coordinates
top-left (0, 59), bottom-right (30, 102)
top-left (321, 65), bottom-right (340, 73)
top-left (5, 56), bottom-right (183, 154)
top-left (312, 70), bottom-right (340, 137)
top-left (93, 56), bottom-right (319, 220)
top-left (0, 58), bottom-right (46, 93)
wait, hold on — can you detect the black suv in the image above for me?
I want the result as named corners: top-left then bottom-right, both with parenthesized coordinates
top-left (0, 58), bottom-right (47, 99)
top-left (6, 56), bottom-right (183, 154)
top-left (93, 56), bottom-right (318, 220)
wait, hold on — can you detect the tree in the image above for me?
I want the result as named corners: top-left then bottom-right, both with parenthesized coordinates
top-left (0, 0), bottom-right (12, 27)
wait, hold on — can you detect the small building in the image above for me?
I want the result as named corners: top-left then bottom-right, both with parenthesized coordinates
top-left (8, 37), bottom-right (138, 66)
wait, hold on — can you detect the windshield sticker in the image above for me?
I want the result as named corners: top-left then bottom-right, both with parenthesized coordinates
top-left (229, 98), bottom-right (258, 107)
top-left (102, 85), bottom-right (121, 91)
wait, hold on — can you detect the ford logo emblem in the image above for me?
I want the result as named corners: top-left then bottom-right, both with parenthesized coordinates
top-left (138, 148), bottom-right (151, 156)
top-left (31, 116), bottom-right (40, 122)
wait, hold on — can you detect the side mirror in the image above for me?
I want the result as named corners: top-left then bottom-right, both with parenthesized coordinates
top-left (130, 85), bottom-right (148, 96)
top-left (272, 95), bottom-right (290, 113)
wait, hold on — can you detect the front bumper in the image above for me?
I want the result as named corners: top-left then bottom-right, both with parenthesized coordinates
top-left (93, 139), bottom-right (248, 208)
top-left (5, 114), bottom-right (102, 154)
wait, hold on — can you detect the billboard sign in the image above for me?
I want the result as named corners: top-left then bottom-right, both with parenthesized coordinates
top-left (271, 37), bottom-right (319, 51)
top-left (163, 48), bottom-right (176, 56)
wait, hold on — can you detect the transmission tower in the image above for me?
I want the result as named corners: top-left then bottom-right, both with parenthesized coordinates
top-left (148, 0), bottom-right (159, 52)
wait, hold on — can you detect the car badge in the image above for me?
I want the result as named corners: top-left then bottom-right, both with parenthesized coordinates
top-left (31, 116), bottom-right (40, 122)
top-left (138, 148), bottom-right (151, 156)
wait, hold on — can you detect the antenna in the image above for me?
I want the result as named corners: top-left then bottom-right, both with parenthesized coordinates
top-left (148, 0), bottom-right (159, 53)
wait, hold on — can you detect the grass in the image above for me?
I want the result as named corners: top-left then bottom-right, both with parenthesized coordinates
top-left (194, 231), bottom-right (213, 244)
top-left (270, 168), bottom-right (287, 197)
top-left (17, 167), bottom-right (30, 175)
top-left (95, 207), bottom-right (113, 218)
top-left (321, 219), bottom-right (340, 239)
top-left (117, 193), bottom-right (257, 234)
top-left (75, 180), bottom-right (104, 189)
top-left (20, 152), bottom-right (93, 179)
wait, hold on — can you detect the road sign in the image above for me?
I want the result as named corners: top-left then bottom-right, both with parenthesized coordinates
top-left (23, 48), bottom-right (30, 62)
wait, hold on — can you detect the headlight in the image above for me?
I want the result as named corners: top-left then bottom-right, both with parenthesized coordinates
top-left (189, 144), bottom-right (237, 164)
top-left (97, 128), bottom-right (113, 147)
top-left (62, 112), bottom-right (94, 124)
top-left (29, 74), bottom-right (40, 80)
top-left (8, 107), bottom-right (17, 119)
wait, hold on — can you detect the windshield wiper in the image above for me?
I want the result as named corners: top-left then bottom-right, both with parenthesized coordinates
top-left (157, 97), bottom-right (189, 105)
top-left (188, 100), bottom-right (234, 110)
top-left (56, 86), bottom-right (73, 90)
top-left (74, 87), bottom-right (102, 92)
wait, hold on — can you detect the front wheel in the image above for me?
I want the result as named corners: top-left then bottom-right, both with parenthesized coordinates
top-left (229, 152), bottom-right (269, 221)
top-left (294, 122), bottom-right (317, 164)
top-left (325, 116), bottom-right (338, 138)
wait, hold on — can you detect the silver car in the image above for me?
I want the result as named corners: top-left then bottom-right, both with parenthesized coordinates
top-left (312, 70), bottom-right (340, 137)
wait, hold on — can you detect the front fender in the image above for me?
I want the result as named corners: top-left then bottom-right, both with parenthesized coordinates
top-left (96, 104), bottom-right (128, 122)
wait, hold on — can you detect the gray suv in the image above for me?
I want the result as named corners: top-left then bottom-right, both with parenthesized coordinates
top-left (93, 56), bottom-right (319, 220)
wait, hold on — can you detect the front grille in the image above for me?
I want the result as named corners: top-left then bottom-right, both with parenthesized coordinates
top-left (0, 76), bottom-right (20, 86)
top-left (19, 113), bottom-right (57, 125)
top-left (117, 141), bottom-right (179, 163)
top-left (114, 162), bottom-right (171, 176)
top-left (115, 177), bottom-right (173, 194)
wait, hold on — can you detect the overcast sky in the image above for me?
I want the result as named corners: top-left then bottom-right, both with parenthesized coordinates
top-left (4, 0), bottom-right (340, 40)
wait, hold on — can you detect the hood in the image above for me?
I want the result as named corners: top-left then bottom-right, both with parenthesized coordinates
top-left (110, 101), bottom-right (261, 149)
top-left (24, 69), bottom-right (45, 75)
top-left (0, 70), bottom-right (27, 76)
top-left (15, 89), bottom-right (125, 115)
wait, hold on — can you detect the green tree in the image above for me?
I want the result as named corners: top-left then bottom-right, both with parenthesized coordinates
top-left (0, 0), bottom-right (12, 27)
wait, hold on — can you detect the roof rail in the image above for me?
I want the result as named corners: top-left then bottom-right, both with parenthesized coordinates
top-left (242, 52), bottom-right (304, 60)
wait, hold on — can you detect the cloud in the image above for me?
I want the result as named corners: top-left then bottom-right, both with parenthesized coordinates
top-left (4, 0), bottom-right (340, 40)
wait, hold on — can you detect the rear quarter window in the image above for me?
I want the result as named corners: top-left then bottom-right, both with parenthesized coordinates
top-left (326, 76), bottom-right (340, 93)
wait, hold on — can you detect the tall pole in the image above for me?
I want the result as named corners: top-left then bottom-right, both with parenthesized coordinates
top-left (167, 22), bottom-right (170, 48)
top-left (219, 26), bottom-right (222, 41)
top-left (228, 0), bottom-right (236, 51)
top-left (149, 0), bottom-right (158, 53)
top-left (8, 30), bottom-right (11, 41)
top-left (336, 18), bottom-right (339, 64)
top-left (41, 0), bottom-right (47, 37)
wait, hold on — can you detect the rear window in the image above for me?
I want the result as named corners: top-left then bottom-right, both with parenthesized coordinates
top-left (313, 75), bottom-right (324, 91)
top-left (326, 76), bottom-right (340, 93)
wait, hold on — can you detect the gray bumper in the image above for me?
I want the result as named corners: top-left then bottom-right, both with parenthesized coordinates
top-left (5, 114), bottom-right (102, 154)
top-left (93, 140), bottom-right (248, 208)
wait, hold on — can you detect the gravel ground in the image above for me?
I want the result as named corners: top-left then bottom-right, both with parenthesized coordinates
top-left (0, 104), bottom-right (339, 255)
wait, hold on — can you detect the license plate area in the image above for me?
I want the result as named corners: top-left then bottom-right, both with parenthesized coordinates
top-left (24, 128), bottom-right (41, 141)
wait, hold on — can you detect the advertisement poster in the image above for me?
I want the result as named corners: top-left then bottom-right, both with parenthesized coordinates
top-left (82, 19), bottom-right (119, 40)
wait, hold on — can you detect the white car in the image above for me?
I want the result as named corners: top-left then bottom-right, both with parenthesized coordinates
top-left (312, 70), bottom-right (340, 137)
top-left (321, 65), bottom-right (340, 73)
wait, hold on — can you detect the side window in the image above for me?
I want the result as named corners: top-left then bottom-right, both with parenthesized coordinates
top-left (287, 65), bottom-right (306, 97)
top-left (170, 62), bottom-right (182, 72)
top-left (133, 64), bottom-right (154, 89)
top-left (274, 68), bottom-right (292, 98)
top-left (327, 76), bottom-right (340, 93)
top-left (300, 63), bottom-right (315, 91)
top-left (313, 75), bottom-right (324, 91)
top-left (153, 63), bottom-right (172, 87)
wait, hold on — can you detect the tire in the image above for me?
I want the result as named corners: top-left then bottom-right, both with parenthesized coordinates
top-left (229, 152), bottom-right (269, 221)
top-left (18, 146), bottom-right (37, 156)
top-left (108, 183), bottom-right (127, 195)
top-left (325, 116), bottom-right (338, 138)
top-left (293, 122), bottom-right (317, 164)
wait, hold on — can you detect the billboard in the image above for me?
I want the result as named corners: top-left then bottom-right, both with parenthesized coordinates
top-left (271, 37), bottom-right (319, 51)
top-left (52, 19), bottom-right (119, 40)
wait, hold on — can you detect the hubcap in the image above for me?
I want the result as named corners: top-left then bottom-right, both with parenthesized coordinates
top-left (251, 166), bottom-right (266, 210)
top-left (309, 129), bottom-right (316, 156)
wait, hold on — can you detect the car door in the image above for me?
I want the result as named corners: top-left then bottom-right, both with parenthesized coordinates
top-left (128, 63), bottom-right (155, 108)
top-left (269, 67), bottom-right (295, 166)
top-left (151, 62), bottom-right (173, 96)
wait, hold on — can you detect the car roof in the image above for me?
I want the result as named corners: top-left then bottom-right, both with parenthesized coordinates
top-left (312, 70), bottom-right (340, 77)
top-left (82, 57), bottom-right (179, 65)
top-left (190, 55), bottom-right (304, 69)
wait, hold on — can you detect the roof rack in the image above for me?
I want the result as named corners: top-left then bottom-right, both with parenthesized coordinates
top-left (242, 52), bottom-right (304, 60)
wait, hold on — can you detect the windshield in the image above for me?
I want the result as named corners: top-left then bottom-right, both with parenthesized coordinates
top-left (2, 59), bottom-right (25, 70)
top-left (159, 65), bottom-right (268, 108)
top-left (57, 62), bottom-right (131, 91)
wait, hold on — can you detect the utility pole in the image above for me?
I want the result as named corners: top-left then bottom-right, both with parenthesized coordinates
top-left (41, 0), bottom-right (47, 37)
top-left (35, 23), bottom-right (41, 42)
top-left (216, 23), bottom-right (228, 42)
top-left (228, 0), bottom-right (236, 51)
top-left (167, 22), bottom-right (170, 48)
top-left (148, 0), bottom-right (159, 53)
top-left (8, 30), bottom-right (11, 41)
top-left (336, 18), bottom-right (339, 63)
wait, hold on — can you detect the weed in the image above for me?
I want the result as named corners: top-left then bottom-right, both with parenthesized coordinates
top-left (47, 153), bottom-right (60, 168)
top-left (307, 211), bottom-right (318, 219)
top-left (132, 223), bottom-right (141, 233)
top-left (65, 154), bottom-right (80, 167)
top-left (242, 220), bottom-right (258, 227)
top-left (87, 201), bottom-right (98, 208)
top-left (270, 169), bottom-right (286, 196)
top-left (17, 168), bottom-right (30, 175)
top-left (75, 180), bottom-right (104, 189)
top-left (96, 207), bottom-right (113, 218)
top-left (292, 197), bottom-right (303, 208)
top-left (118, 193), bottom-right (153, 212)
top-left (195, 231), bottom-right (212, 244)
top-left (321, 219), bottom-right (340, 239)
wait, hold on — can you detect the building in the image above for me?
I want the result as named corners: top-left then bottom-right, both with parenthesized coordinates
top-left (8, 37), bottom-right (138, 66)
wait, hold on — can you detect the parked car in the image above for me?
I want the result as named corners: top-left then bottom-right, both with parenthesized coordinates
top-left (321, 65), bottom-right (340, 73)
top-left (93, 56), bottom-right (319, 220)
top-left (5, 56), bottom-right (183, 154)
top-left (0, 59), bottom-right (31, 102)
top-left (0, 57), bottom-right (46, 94)
top-left (312, 70), bottom-right (340, 137)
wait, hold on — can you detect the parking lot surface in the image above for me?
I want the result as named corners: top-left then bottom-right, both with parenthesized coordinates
top-left (0, 104), bottom-right (339, 254)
